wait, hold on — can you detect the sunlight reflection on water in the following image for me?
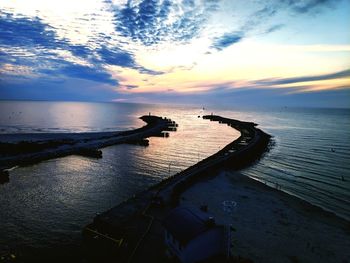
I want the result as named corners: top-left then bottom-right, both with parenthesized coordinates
top-left (0, 101), bottom-right (239, 255)
top-left (0, 101), bottom-right (349, 259)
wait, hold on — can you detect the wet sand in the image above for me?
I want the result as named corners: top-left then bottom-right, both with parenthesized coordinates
top-left (181, 170), bottom-right (350, 263)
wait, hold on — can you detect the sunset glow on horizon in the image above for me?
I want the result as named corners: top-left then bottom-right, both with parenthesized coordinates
top-left (1, 0), bottom-right (350, 107)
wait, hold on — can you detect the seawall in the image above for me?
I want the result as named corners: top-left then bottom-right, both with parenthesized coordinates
top-left (82, 115), bottom-right (271, 262)
top-left (0, 115), bottom-right (175, 173)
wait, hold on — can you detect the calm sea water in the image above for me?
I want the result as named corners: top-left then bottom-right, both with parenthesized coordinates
top-left (0, 101), bottom-right (349, 260)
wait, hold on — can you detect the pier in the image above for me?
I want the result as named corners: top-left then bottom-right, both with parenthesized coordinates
top-left (82, 115), bottom-right (271, 262)
top-left (0, 116), bottom-right (177, 178)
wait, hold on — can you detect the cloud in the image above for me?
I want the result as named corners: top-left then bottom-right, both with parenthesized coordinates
top-left (0, 11), bottom-right (163, 88)
top-left (281, 0), bottom-right (338, 13)
top-left (211, 32), bottom-right (243, 50)
top-left (0, 50), bottom-right (11, 64)
top-left (0, 0), bottom-right (347, 104)
top-left (0, 12), bottom-right (59, 49)
top-left (0, 77), bottom-right (119, 101)
top-left (98, 46), bottom-right (136, 68)
top-left (208, 7), bottom-right (281, 51)
top-left (251, 0), bottom-right (339, 17)
top-left (110, 85), bottom-right (350, 108)
top-left (97, 46), bottom-right (164, 75)
top-left (264, 24), bottom-right (285, 34)
top-left (69, 45), bottom-right (91, 59)
top-left (112, 0), bottom-right (220, 46)
top-left (0, 11), bottom-right (90, 59)
top-left (208, 5), bottom-right (280, 51)
top-left (253, 69), bottom-right (350, 86)
top-left (209, 0), bottom-right (340, 51)
top-left (125, 85), bottom-right (138, 90)
top-left (0, 13), bottom-right (117, 86)
top-left (53, 63), bottom-right (118, 85)
top-left (0, 57), bottom-right (118, 86)
top-left (184, 69), bottom-right (350, 94)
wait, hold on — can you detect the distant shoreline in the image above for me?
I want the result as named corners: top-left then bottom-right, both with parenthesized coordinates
top-left (1, 100), bottom-right (350, 111)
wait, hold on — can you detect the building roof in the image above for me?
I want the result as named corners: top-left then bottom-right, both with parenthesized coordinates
top-left (162, 206), bottom-right (216, 244)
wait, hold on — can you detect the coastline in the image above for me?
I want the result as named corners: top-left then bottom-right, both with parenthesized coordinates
top-left (2, 112), bottom-right (348, 262)
top-left (82, 115), bottom-right (272, 262)
top-left (82, 115), bottom-right (349, 262)
top-left (181, 170), bottom-right (350, 262)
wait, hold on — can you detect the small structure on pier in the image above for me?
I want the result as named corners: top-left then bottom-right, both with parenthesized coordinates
top-left (162, 206), bottom-right (229, 263)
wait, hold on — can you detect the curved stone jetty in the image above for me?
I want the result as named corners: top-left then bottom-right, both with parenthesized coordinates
top-left (0, 115), bottom-right (176, 173)
top-left (82, 115), bottom-right (271, 262)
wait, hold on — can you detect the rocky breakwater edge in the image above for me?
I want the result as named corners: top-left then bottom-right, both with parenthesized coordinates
top-left (0, 115), bottom-right (177, 184)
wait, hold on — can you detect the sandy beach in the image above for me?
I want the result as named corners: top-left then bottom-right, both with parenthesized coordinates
top-left (180, 171), bottom-right (350, 263)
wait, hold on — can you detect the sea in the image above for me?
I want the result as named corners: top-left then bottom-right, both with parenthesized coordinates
top-left (0, 101), bottom-right (349, 261)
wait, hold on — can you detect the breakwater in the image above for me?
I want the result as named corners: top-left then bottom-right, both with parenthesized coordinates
top-left (82, 115), bottom-right (271, 262)
top-left (0, 115), bottom-right (176, 181)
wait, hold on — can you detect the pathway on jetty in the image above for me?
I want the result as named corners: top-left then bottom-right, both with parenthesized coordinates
top-left (83, 115), bottom-right (271, 262)
top-left (0, 116), bottom-right (177, 182)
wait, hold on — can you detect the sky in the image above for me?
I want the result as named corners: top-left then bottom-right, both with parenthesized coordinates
top-left (0, 0), bottom-right (350, 108)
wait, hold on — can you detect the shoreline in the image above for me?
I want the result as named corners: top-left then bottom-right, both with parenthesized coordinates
top-left (2, 113), bottom-right (348, 262)
top-left (82, 115), bottom-right (272, 262)
top-left (181, 170), bottom-right (350, 262)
